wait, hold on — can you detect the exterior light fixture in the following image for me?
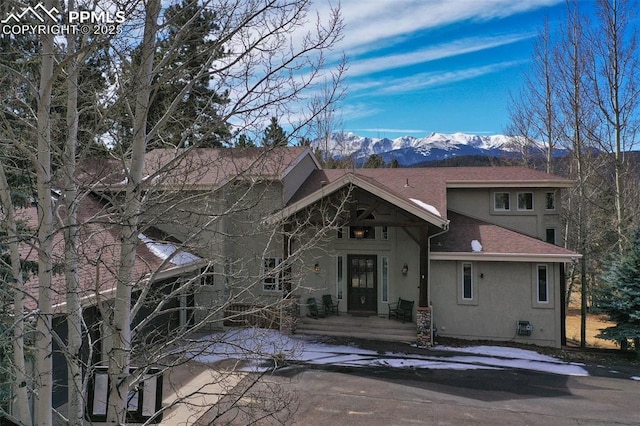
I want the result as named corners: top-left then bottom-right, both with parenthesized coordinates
top-left (314, 263), bottom-right (321, 273)
top-left (401, 263), bottom-right (408, 275)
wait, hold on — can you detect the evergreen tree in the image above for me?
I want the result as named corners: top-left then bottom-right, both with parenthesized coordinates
top-left (262, 116), bottom-right (288, 147)
top-left (364, 153), bottom-right (385, 168)
top-left (594, 227), bottom-right (640, 355)
top-left (234, 133), bottom-right (256, 148)
top-left (113, 0), bottom-right (231, 151)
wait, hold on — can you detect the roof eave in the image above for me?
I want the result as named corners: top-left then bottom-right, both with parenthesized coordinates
top-left (446, 180), bottom-right (574, 189)
top-left (430, 252), bottom-right (582, 262)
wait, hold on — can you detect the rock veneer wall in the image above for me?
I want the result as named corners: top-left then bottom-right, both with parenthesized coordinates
top-left (280, 296), bottom-right (299, 335)
top-left (416, 306), bottom-right (432, 347)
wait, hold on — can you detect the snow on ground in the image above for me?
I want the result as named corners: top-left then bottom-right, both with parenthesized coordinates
top-left (189, 329), bottom-right (590, 377)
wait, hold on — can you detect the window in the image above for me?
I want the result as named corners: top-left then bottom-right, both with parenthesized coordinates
top-left (337, 227), bottom-right (343, 239)
top-left (462, 262), bottom-right (473, 300)
top-left (494, 192), bottom-right (510, 211)
top-left (202, 267), bottom-right (215, 285)
top-left (517, 192), bottom-right (534, 211)
top-left (381, 226), bottom-right (388, 240)
top-left (381, 256), bottom-right (389, 302)
top-left (336, 256), bottom-right (343, 299)
top-left (545, 192), bottom-right (556, 210)
top-left (545, 228), bottom-right (556, 244)
top-left (262, 257), bottom-right (282, 291)
top-left (537, 265), bottom-right (549, 303)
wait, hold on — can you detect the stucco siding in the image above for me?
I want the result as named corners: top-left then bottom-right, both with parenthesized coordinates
top-left (430, 260), bottom-right (561, 347)
top-left (447, 188), bottom-right (562, 242)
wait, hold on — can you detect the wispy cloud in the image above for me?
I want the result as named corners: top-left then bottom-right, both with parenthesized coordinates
top-left (352, 60), bottom-right (526, 95)
top-left (324, 0), bottom-right (563, 52)
top-left (346, 34), bottom-right (533, 77)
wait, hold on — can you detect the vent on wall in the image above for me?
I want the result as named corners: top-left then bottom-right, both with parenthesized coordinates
top-left (517, 320), bottom-right (532, 336)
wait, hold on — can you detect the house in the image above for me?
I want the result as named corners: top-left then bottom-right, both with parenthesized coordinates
top-left (105, 146), bottom-right (580, 348)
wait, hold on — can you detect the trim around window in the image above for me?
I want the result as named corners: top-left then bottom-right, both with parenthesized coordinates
top-left (494, 192), bottom-right (510, 211)
top-left (381, 256), bottom-right (389, 303)
top-left (262, 257), bottom-right (282, 292)
top-left (545, 191), bottom-right (556, 210)
top-left (336, 255), bottom-right (344, 300)
top-left (536, 264), bottom-right (549, 303)
top-left (517, 192), bottom-right (534, 211)
top-left (545, 228), bottom-right (556, 245)
top-left (458, 262), bottom-right (477, 305)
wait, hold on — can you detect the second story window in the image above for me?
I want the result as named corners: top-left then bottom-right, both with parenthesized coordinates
top-left (517, 192), bottom-right (534, 211)
top-left (546, 228), bottom-right (556, 244)
top-left (494, 192), bottom-right (510, 211)
top-left (545, 192), bottom-right (556, 210)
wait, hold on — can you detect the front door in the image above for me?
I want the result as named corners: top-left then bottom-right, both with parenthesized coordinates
top-left (348, 255), bottom-right (377, 313)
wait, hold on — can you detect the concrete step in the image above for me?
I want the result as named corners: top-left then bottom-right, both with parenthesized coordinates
top-left (296, 328), bottom-right (416, 343)
top-left (295, 314), bottom-right (417, 343)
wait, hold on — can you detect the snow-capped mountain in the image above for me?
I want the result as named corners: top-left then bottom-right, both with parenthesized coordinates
top-left (312, 132), bottom-right (539, 166)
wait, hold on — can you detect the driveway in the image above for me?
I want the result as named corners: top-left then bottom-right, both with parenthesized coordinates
top-left (189, 330), bottom-right (640, 425)
top-left (286, 365), bottom-right (639, 425)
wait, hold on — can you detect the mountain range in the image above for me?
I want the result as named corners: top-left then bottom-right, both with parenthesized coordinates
top-left (311, 132), bottom-right (554, 167)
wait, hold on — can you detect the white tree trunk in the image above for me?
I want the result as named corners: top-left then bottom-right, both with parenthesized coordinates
top-left (106, 0), bottom-right (160, 423)
top-left (0, 161), bottom-right (32, 425)
top-left (63, 2), bottom-right (84, 421)
top-left (34, 0), bottom-right (55, 423)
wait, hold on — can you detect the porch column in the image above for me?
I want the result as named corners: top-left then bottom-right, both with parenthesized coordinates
top-left (416, 306), bottom-right (432, 347)
top-left (419, 227), bottom-right (429, 307)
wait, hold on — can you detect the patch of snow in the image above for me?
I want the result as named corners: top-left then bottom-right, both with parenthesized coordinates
top-left (471, 239), bottom-right (483, 252)
top-left (632, 376), bottom-right (640, 381)
top-left (410, 198), bottom-right (441, 217)
top-left (138, 233), bottom-right (201, 265)
top-left (188, 329), bottom-right (589, 377)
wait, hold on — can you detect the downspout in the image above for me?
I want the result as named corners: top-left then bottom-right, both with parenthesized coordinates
top-left (427, 222), bottom-right (449, 344)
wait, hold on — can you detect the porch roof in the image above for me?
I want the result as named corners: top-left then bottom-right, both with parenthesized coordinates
top-left (270, 170), bottom-right (450, 229)
top-left (430, 211), bottom-right (581, 262)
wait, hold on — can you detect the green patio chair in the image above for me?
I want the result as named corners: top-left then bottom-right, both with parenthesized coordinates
top-left (322, 294), bottom-right (339, 315)
top-left (306, 297), bottom-right (326, 319)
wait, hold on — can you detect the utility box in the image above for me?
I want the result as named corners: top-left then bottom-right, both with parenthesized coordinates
top-left (517, 320), bottom-right (532, 336)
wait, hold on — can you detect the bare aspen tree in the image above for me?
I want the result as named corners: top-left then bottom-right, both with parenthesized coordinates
top-left (34, 0), bottom-right (56, 422)
top-left (508, 19), bottom-right (561, 173)
top-left (0, 160), bottom-right (31, 425)
top-left (0, 0), bottom-right (344, 423)
top-left (556, 0), bottom-right (595, 348)
top-left (61, 0), bottom-right (84, 422)
top-left (106, 0), bottom-right (161, 421)
top-left (588, 0), bottom-right (640, 254)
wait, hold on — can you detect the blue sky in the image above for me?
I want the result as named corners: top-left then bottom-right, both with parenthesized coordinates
top-left (323, 0), bottom-right (586, 138)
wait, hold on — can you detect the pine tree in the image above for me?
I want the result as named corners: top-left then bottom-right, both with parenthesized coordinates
top-left (262, 117), bottom-right (288, 147)
top-left (595, 227), bottom-right (640, 355)
top-left (364, 153), bottom-right (385, 168)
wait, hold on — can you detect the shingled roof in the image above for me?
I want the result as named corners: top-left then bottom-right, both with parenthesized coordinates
top-left (17, 194), bottom-right (202, 313)
top-left (81, 146), bottom-right (315, 190)
top-left (286, 166), bottom-right (573, 223)
top-left (431, 211), bottom-right (580, 262)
